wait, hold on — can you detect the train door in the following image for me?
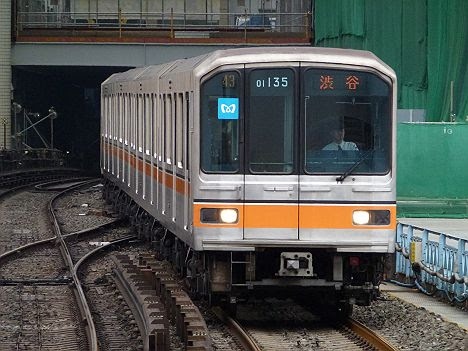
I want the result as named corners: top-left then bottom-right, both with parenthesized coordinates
top-left (243, 64), bottom-right (299, 240)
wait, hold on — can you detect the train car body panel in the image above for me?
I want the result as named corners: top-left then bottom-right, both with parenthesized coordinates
top-left (101, 47), bottom-right (397, 308)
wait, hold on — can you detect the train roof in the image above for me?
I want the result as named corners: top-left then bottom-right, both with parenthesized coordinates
top-left (102, 46), bottom-right (396, 86)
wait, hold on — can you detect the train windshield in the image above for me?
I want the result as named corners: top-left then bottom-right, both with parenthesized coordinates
top-left (247, 68), bottom-right (295, 174)
top-left (303, 69), bottom-right (391, 175)
top-left (201, 71), bottom-right (240, 173)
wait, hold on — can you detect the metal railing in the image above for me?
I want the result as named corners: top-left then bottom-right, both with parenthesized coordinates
top-left (0, 148), bottom-right (67, 173)
top-left (16, 10), bottom-right (311, 36)
top-left (395, 222), bottom-right (468, 301)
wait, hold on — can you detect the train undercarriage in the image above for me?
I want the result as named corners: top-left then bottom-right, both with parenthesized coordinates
top-left (103, 180), bottom-right (386, 317)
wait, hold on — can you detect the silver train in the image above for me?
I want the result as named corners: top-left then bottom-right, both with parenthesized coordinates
top-left (101, 47), bottom-right (397, 314)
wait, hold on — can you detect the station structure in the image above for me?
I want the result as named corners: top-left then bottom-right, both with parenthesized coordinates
top-left (0, 0), bottom-right (312, 149)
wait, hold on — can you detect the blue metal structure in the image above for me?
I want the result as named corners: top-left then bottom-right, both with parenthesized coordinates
top-left (396, 222), bottom-right (468, 301)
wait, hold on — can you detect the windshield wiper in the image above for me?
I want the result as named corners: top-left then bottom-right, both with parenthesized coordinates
top-left (336, 150), bottom-right (374, 182)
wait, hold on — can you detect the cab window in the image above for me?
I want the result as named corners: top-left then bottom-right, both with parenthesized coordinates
top-left (201, 71), bottom-right (240, 173)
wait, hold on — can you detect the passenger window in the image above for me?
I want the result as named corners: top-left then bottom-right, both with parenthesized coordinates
top-left (138, 94), bottom-right (143, 153)
top-left (248, 68), bottom-right (295, 174)
top-left (144, 94), bottom-right (151, 155)
top-left (165, 94), bottom-right (173, 164)
top-left (201, 71), bottom-right (240, 173)
top-left (176, 93), bottom-right (183, 168)
top-left (186, 92), bottom-right (190, 171)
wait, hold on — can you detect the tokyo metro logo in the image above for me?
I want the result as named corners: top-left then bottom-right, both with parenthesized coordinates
top-left (218, 98), bottom-right (239, 120)
top-left (221, 104), bottom-right (236, 113)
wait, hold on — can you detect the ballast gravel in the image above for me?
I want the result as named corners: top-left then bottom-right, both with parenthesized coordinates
top-left (54, 184), bottom-right (116, 233)
top-left (353, 293), bottom-right (468, 350)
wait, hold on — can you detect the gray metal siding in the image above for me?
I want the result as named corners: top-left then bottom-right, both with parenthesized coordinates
top-left (0, 0), bottom-right (11, 148)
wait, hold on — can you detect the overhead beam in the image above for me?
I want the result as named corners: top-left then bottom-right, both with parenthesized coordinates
top-left (12, 42), bottom-right (241, 67)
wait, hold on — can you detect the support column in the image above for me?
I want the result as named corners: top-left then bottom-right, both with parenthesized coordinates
top-left (0, 0), bottom-right (12, 149)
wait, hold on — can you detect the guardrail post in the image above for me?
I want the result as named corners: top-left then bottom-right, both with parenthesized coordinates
top-left (457, 239), bottom-right (466, 297)
top-left (118, 7), bottom-right (122, 38)
top-left (406, 226), bottom-right (413, 278)
top-left (244, 9), bottom-right (247, 42)
top-left (305, 11), bottom-right (310, 40)
top-left (170, 8), bottom-right (174, 39)
top-left (421, 229), bottom-right (428, 283)
top-left (438, 234), bottom-right (446, 291)
top-left (396, 223), bottom-right (402, 274)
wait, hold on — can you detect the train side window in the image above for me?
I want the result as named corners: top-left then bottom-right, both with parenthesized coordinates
top-left (117, 93), bottom-right (123, 143)
top-left (123, 94), bottom-right (126, 145)
top-left (201, 71), bottom-right (240, 173)
top-left (165, 94), bottom-right (173, 164)
top-left (176, 93), bottom-right (183, 169)
top-left (133, 94), bottom-right (137, 150)
top-left (138, 94), bottom-right (144, 153)
top-left (160, 95), bottom-right (165, 162)
top-left (130, 94), bottom-right (134, 149)
top-left (151, 94), bottom-right (156, 158)
top-left (173, 93), bottom-right (177, 168)
top-left (109, 95), bottom-right (113, 140)
top-left (104, 96), bottom-right (108, 139)
top-left (185, 92), bottom-right (190, 172)
top-left (115, 94), bottom-right (119, 142)
top-left (127, 94), bottom-right (131, 147)
top-left (145, 94), bottom-right (151, 155)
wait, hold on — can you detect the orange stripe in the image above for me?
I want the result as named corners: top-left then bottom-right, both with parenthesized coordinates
top-left (299, 205), bottom-right (396, 229)
top-left (104, 142), bottom-right (190, 195)
top-left (244, 205), bottom-right (298, 229)
top-left (193, 203), bottom-right (396, 229)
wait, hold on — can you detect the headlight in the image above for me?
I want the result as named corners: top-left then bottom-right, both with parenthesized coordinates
top-left (200, 208), bottom-right (239, 224)
top-left (353, 210), bottom-right (391, 225)
top-left (219, 209), bottom-right (238, 224)
top-left (353, 211), bottom-right (370, 225)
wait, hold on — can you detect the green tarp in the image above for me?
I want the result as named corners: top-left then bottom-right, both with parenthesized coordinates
top-left (314, 0), bottom-right (468, 122)
top-left (397, 123), bottom-right (468, 218)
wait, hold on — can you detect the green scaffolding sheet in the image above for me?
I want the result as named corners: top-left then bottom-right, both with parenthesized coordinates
top-left (314, 0), bottom-right (468, 122)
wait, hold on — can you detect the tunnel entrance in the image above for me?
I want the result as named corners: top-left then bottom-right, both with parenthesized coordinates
top-left (12, 65), bottom-right (131, 174)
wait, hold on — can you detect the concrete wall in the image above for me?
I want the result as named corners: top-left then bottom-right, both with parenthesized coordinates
top-left (0, 0), bottom-right (11, 149)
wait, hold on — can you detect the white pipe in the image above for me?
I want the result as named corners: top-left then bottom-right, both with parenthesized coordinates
top-left (0, 0), bottom-right (12, 149)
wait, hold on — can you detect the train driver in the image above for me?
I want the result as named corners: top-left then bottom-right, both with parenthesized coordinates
top-left (322, 116), bottom-right (359, 151)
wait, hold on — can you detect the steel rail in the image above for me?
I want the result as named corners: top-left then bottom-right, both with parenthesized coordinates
top-left (211, 307), bottom-right (261, 351)
top-left (0, 236), bottom-right (57, 261)
top-left (0, 177), bottom-right (110, 263)
top-left (63, 218), bottom-right (123, 239)
top-left (48, 178), bottom-right (101, 351)
top-left (346, 317), bottom-right (398, 351)
top-left (0, 219), bottom-right (121, 262)
top-left (0, 176), bottom-right (88, 200)
top-left (213, 306), bottom-right (398, 351)
top-left (73, 235), bottom-right (136, 272)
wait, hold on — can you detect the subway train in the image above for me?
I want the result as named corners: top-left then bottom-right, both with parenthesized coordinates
top-left (101, 47), bottom-right (397, 314)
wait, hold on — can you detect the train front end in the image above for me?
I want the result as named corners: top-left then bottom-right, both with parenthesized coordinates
top-left (191, 48), bottom-right (396, 309)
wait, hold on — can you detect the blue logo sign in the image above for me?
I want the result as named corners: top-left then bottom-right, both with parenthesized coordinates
top-left (218, 98), bottom-right (239, 120)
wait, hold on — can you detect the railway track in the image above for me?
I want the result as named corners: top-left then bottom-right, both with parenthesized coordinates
top-left (0, 176), bottom-right (90, 255)
top-left (50, 180), bottom-right (151, 351)
top-left (0, 177), bottom-right (402, 351)
top-left (212, 304), bottom-right (398, 351)
top-left (0, 178), bottom-right (96, 350)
